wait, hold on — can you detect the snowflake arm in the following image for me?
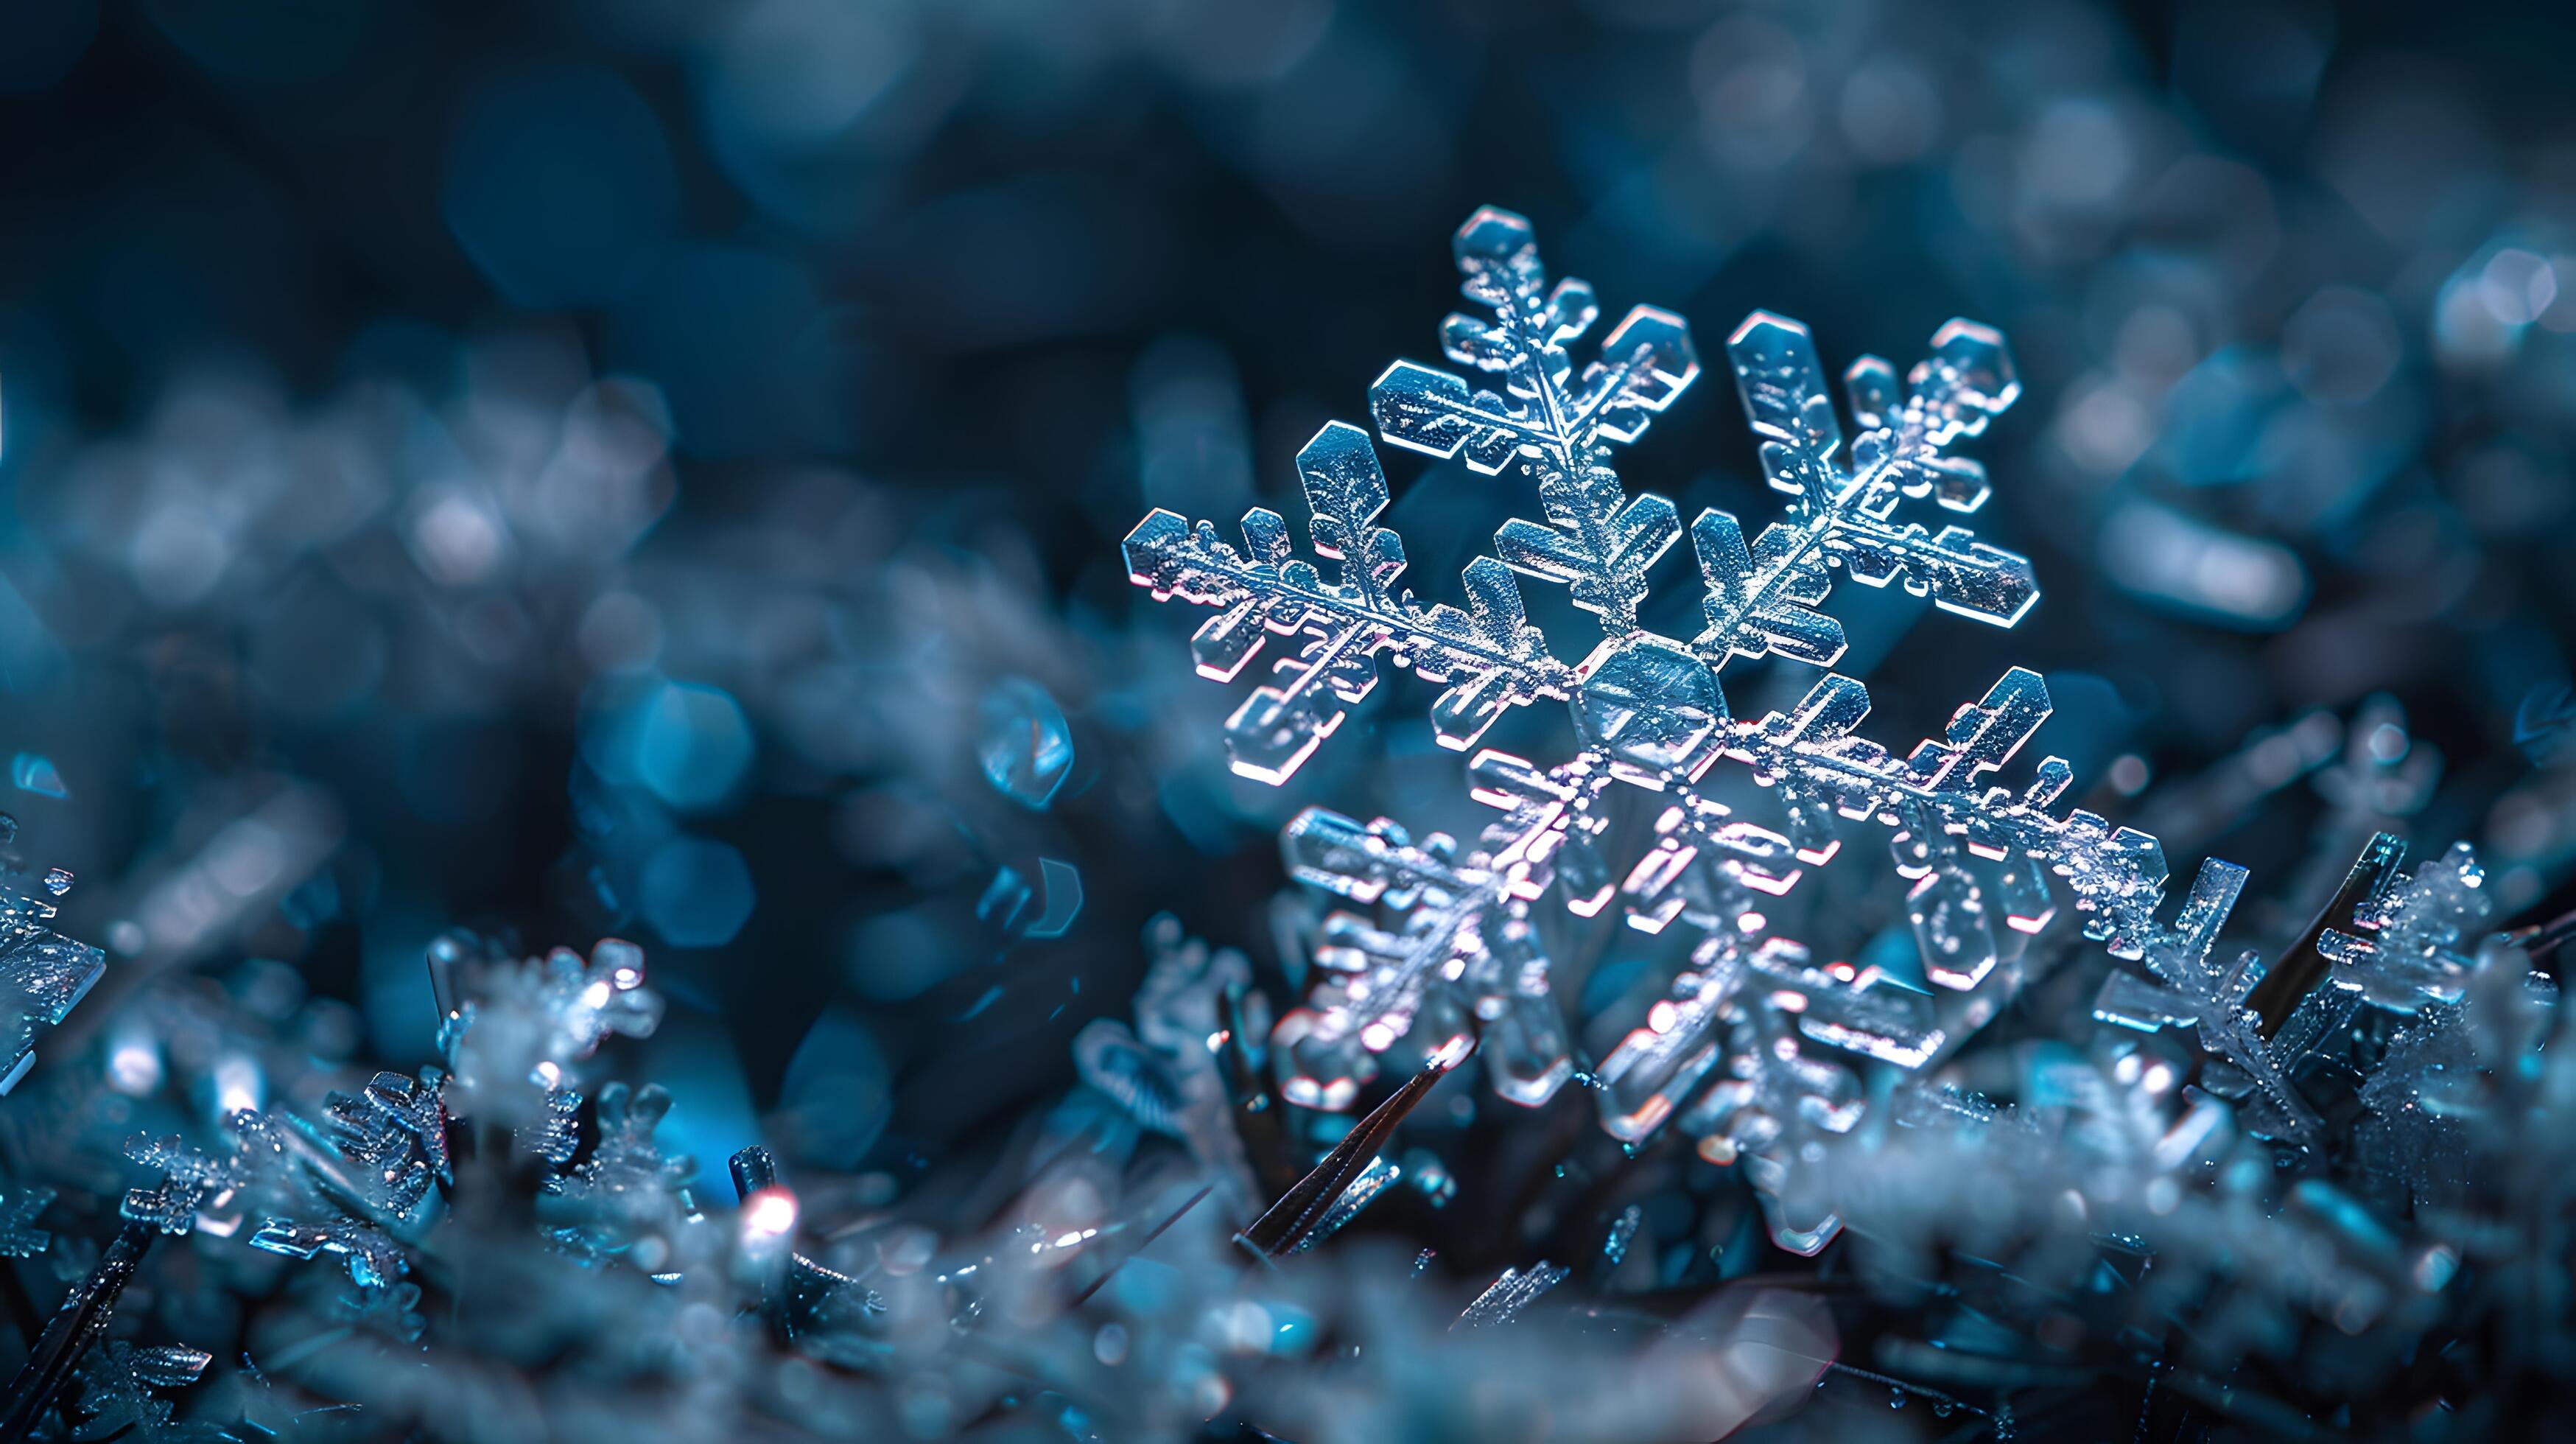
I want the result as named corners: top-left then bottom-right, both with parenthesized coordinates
top-left (249, 1216), bottom-right (409, 1289)
top-left (1371, 207), bottom-right (1699, 634)
top-left (1677, 1004), bottom-right (1864, 1255)
top-left (315, 1070), bottom-right (449, 1220)
top-left (1722, 667), bottom-right (2171, 984)
top-left (2092, 857), bottom-right (2319, 1139)
top-left (1125, 424), bottom-right (1569, 782)
top-left (1272, 806), bottom-right (1572, 1109)
top-left (1689, 313), bottom-right (2035, 672)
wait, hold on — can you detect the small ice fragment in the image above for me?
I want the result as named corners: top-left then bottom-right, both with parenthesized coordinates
top-left (10, 755), bottom-right (65, 799)
top-left (41, 868), bottom-right (71, 897)
top-left (1025, 858), bottom-right (1084, 939)
top-left (1456, 1261), bottom-right (1570, 1327)
top-left (978, 679), bottom-right (1073, 810)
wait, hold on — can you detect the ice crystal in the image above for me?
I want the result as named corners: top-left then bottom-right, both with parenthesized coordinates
top-left (1124, 205), bottom-right (1696, 782)
top-left (434, 935), bottom-right (663, 1118)
top-left (1675, 1005), bottom-right (1862, 1255)
top-left (0, 841), bottom-right (107, 1095)
top-left (1272, 805), bottom-right (1571, 1110)
top-left (2317, 838), bottom-right (2489, 1013)
top-left (2094, 833), bottom-right (2509, 1147)
top-left (2092, 855), bottom-right (2318, 1138)
top-left (1455, 1261), bottom-right (1568, 1328)
top-left (314, 1070), bottom-right (451, 1220)
top-left (248, 1216), bottom-right (409, 1290)
top-left (120, 1135), bottom-right (245, 1237)
top-left (1127, 208), bottom-right (2175, 1224)
top-left (519, 1085), bottom-right (586, 1166)
top-left (68, 1341), bottom-right (212, 1443)
top-left (138, 939), bottom-right (682, 1302)
top-left (0, 1185), bottom-right (52, 1258)
top-left (541, 1081), bottom-right (695, 1266)
top-left (1073, 917), bottom-right (1262, 1210)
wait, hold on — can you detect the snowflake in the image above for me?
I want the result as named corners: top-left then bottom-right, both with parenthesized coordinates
top-left (314, 1069), bottom-right (452, 1220)
top-left (435, 935), bottom-right (664, 1110)
top-left (122, 1133), bottom-right (247, 1236)
top-left (1072, 916), bottom-right (1263, 1210)
top-left (1124, 206), bottom-right (2176, 1199)
top-left (541, 1080), bottom-right (695, 1266)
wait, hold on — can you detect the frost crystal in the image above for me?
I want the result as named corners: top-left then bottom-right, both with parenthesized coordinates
top-left (315, 1070), bottom-right (452, 1219)
top-left (542, 1081), bottom-right (695, 1265)
top-left (69, 1341), bottom-right (211, 1443)
top-left (1126, 207), bottom-right (2180, 1248)
top-left (120, 1134), bottom-right (245, 1237)
top-left (1455, 1261), bottom-right (1568, 1328)
top-left (2317, 838), bottom-right (2488, 1012)
top-left (435, 935), bottom-right (663, 1116)
top-left (2094, 833), bottom-right (2514, 1149)
top-left (0, 1186), bottom-right (52, 1258)
top-left (249, 1216), bottom-right (410, 1290)
top-left (0, 832), bottom-right (107, 1095)
top-left (1074, 916), bottom-right (1263, 1210)
top-left (2092, 856), bottom-right (2318, 1138)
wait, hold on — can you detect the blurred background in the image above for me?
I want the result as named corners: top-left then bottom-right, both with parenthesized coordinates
top-left (0, 0), bottom-right (2570, 1213)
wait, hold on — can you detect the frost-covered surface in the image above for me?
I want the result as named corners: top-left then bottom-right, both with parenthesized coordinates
top-left (2, 185), bottom-right (2576, 1444)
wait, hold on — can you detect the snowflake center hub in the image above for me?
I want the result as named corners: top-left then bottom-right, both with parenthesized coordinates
top-left (1573, 637), bottom-right (1727, 779)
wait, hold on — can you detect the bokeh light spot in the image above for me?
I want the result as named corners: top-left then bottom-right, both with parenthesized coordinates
top-left (640, 836), bottom-right (755, 948)
top-left (589, 679), bottom-right (756, 811)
